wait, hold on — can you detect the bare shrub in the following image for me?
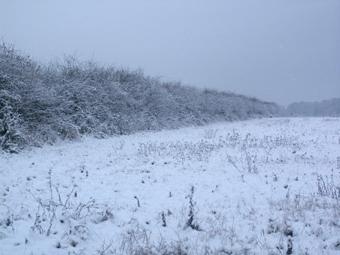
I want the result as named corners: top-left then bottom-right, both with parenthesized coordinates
top-left (185, 186), bottom-right (201, 231)
top-left (241, 134), bottom-right (258, 174)
top-left (119, 223), bottom-right (188, 255)
top-left (29, 169), bottom-right (109, 241)
top-left (317, 174), bottom-right (340, 200)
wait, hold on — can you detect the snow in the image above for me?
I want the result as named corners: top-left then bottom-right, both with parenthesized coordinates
top-left (0, 118), bottom-right (339, 255)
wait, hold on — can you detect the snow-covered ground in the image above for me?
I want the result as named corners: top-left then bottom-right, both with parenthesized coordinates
top-left (0, 118), bottom-right (339, 255)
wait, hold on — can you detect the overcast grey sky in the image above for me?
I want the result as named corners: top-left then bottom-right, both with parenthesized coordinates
top-left (1, 0), bottom-right (339, 105)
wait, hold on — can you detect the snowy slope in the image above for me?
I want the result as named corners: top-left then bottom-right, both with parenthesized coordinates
top-left (0, 118), bottom-right (339, 255)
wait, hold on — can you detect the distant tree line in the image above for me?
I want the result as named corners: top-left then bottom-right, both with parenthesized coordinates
top-left (286, 98), bottom-right (340, 117)
top-left (0, 43), bottom-right (280, 152)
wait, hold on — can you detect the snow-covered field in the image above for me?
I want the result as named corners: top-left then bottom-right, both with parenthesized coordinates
top-left (0, 118), bottom-right (339, 255)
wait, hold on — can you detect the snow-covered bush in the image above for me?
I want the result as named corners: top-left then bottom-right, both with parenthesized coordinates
top-left (0, 43), bottom-right (281, 152)
top-left (286, 98), bottom-right (340, 117)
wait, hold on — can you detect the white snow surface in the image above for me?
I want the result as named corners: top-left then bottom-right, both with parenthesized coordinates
top-left (0, 118), bottom-right (340, 255)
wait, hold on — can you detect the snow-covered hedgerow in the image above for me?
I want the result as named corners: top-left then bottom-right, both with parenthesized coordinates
top-left (0, 43), bottom-right (281, 152)
top-left (287, 98), bottom-right (340, 117)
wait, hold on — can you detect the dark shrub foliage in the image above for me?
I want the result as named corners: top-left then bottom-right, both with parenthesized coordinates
top-left (0, 43), bottom-right (280, 152)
